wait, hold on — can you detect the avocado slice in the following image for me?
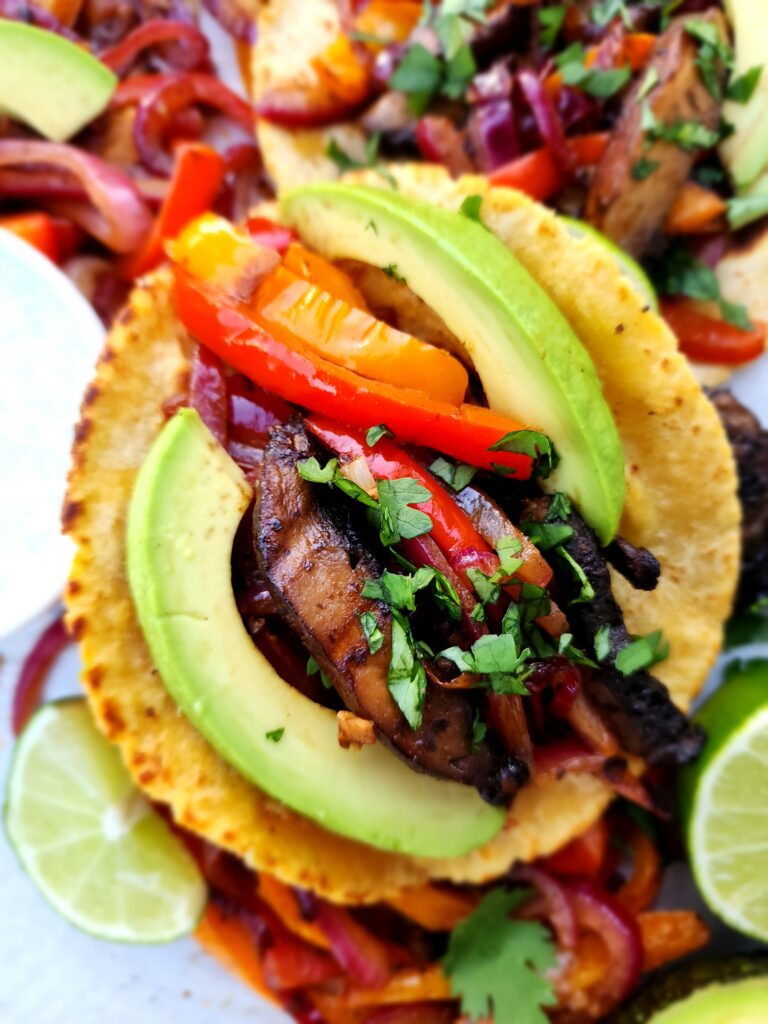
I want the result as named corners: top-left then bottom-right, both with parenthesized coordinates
top-left (280, 185), bottom-right (625, 544)
top-left (0, 22), bottom-right (116, 142)
top-left (608, 956), bottom-right (768, 1023)
top-left (127, 409), bottom-right (505, 857)
top-left (720, 0), bottom-right (768, 191)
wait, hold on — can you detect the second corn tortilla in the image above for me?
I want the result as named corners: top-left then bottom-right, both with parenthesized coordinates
top-left (63, 172), bottom-right (739, 904)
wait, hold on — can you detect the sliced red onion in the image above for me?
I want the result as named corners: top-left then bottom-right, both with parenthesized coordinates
top-left (517, 69), bottom-right (572, 171)
top-left (401, 533), bottom-right (486, 641)
top-left (468, 61), bottom-right (514, 104)
top-left (0, 168), bottom-right (87, 201)
top-left (12, 613), bottom-right (71, 735)
top-left (415, 116), bottom-right (472, 177)
top-left (99, 20), bottom-right (211, 75)
top-left (468, 99), bottom-right (520, 172)
top-left (314, 902), bottom-right (391, 990)
top-left (190, 344), bottom-right (229, 446)
top-left (567, 882), bottom-right (643, 1003)
top-left (228, 376), bottom-right (287, 445)
top-left (0, 0), bottom-right (81, 39)
top-left (0, 140), bottom-right (152, 252)
top-left (557, 85), bottom-right (599, 133)
top-left (131, 73), bottom-right (255, 176)
top-left (513, 865), bottom-right (578, 949)
top-left (201, 0), bottom-right (256, 43)
top-left (534, 739), bottom-right (606, 781)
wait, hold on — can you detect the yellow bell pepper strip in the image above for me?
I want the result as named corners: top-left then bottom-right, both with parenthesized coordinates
top-left (253, 263), bottom-right (469, 404)
top-left (282, 243), bottom-right (369, 309)
top-left (170, 265), bottom-right (535, 478)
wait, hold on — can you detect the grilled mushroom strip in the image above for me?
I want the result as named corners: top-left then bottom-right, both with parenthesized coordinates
top-left (585, 9), bottom-right (728, 256)
top-left (255, 418), bottom-right (527, 804)
top-left (521, 497), bottom-right (704, 766)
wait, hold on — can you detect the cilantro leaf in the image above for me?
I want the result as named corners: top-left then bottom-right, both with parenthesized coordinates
top-left (265, 727), bottom-right (285, 742)
top-left (496, 535), bottom-right (523, 577)
top-left (429, 456), bottom-right (477, 492)
top-left (489, 429), bottom-right (558, 479)
top-left (389, 43), bottom-right (443, 113)
top-left (443, 888), bottom-right (557, 1024)
top-left (440, 634), bottom-right (531, 694)
top-left (382, 263), bottom-right (407, 283)
top-left (650, 241), bottom-right (753, 329)
top-left (443, 42), bottom-right (477, 99)
top-left (388, 612), bottom-right (427, 728)
top-left (358, 611), bottom-right (384, 654)
top-left (297, 456), bottom-right (338, 484)
top-left (556, 547), bottom-right (595, 603)
top-left (466, 567), bottom-right (501, 606)
top-left (547, 493), bottom-right (572, 521)
top-left (555, 43), bottom-right (631, 98)
top-left (459, 193), bottom-right (485, 225)
top-left (366, 423), bottom-right (392, 447)
top-left (726, 65), bottom-right (763, 103)
top-left (632, 156), bottom-right (660, 181)
top-left (594, 623), bottom-right (612, 663)
top-left (375, 478), bottom-right (433, 543)
top-left (686, 19), bottom-right (732, 101)
top-left (363, 568), bottom-right (435, 612)
top-left (615, 629), bottom-right (670, 675)
top-left (538, 4), bottom-right (565, 48)
top-left (307, 656), bottom-right (332, 689)
top-left (471, 711), bottom-right (487, 751)
top-left (521, 520), bottom-right (573, 551)
top-left (590, 0), bottom-right (631, 28)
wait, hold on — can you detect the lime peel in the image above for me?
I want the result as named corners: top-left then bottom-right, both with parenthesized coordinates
top-left (5, 699), bottom-right (207, 943)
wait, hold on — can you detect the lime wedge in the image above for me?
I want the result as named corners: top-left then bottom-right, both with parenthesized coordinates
top-left (5, 699), bottom-right (206, 942)
top-left (559, 216), bottom-right (660, 312)
top-left (680, 659), bottom-right (768, 941)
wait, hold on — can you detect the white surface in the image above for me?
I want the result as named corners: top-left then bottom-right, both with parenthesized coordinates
top-left (0, 230), bottom-right (104, 637)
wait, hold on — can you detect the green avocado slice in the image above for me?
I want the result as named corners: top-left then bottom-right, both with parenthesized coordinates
top-left (0, 22), bottom-right (116, 142)
top-left (127, 409), bottom-right (505, 857)
top-left (280, 184), bottom-right (625, 544)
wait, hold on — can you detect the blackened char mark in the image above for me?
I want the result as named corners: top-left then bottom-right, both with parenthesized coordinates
top-left (520, 497), bottom-right (703, 766)
top-left (255, 417), bottom-right (527, 804)
top-left (709, 388), bottom-right (768, 610)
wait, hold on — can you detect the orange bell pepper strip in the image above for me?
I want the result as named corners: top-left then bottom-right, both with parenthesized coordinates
top-left (171, 266), bottom-right (535, 476)
top-left (386, 885), bottom-right (479, 932)
top-left (664, 181), bottom-right (727, 235)
top-left (0, 212), bottom-right (58, 261)
top-left (488, 133), bottom-right (608, 201)
top-left (122, 142), bottom-right (224, 279)
top-left (195, 901), bottom-right (275, 1000)
top-left (283, 243), bottom-right (370, 308)
top-left (306, 415), bottom-right (552, 587)
top-left (662, 299), bottom-right (766, 365)
top-left (253, 264), bottom-right (470, 404)
top-left (614, 828), bottom-right (662, 914)
top-left (258, 874), bottom-right (331, 950)
top-left (638, 910), bottom-right (709, 973)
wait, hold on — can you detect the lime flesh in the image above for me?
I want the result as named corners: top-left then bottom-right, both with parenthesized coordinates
top-left (5, 699), bottom-right (206, 943)
top-left (680, 660), bottom-right (768, 941)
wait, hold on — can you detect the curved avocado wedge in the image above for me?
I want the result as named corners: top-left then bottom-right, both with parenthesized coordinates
top-left (127, 409), bottom-right (505, 857)
top-left (280, 184), bottom-right (625, 543)
top-left (608, 956), bottom-right (768, 1023)
top-left (0, 22), bottom-right (116, 142)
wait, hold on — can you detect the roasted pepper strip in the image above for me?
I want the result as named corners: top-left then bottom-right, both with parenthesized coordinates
top-left (170, 267), bottom-right (534, 476)
top-left (662, 299), bottom-right (766, 365)
top-left (253, 264), bottom-right (469, 404)
top-left (306, 416), bottom-right (551, 587)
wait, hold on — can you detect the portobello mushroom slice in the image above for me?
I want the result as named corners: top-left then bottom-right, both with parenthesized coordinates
top-left (255, 418), bottom-right (527, 804)
top-left (520, 496), bottom-right (704, 766)
top-left (585, 9), bottom-right (728, 257)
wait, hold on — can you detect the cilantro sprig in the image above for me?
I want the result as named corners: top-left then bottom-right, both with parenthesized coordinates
top-left (429, 456), bottom-right (477, 492)
top-left (615, 629), bottom-right (670, 675)
top-left (489, 429), bottom-right (558, 479)
top-left (555, 43), bottom-right (631, 99)
top-left (443, 888), bottom-right (557, 1024)
top-left (649, 241), bottom-right (753, 330)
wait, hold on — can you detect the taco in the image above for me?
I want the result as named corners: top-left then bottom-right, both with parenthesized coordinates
top-left (63, 168), bottom-right (739, 1020)
top-left (252, 0), bottom-right (768, 381)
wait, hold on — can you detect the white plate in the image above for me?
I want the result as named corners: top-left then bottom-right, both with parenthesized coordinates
top-left (0, 230), bottom-right (104, 637)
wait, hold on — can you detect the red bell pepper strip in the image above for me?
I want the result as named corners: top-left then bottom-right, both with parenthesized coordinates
top-left (122, 142), bottom-right (225, 279)
top-left (170, 268), bottom-right (534, 476)
top-left (662, 299), bottom-right (765, 365)
top-left (540, 819), bottom-right (609, 879)
top-left (488, 133), bottom-right (608, 201)
top-left (0, 212), bottom-right (58, 261)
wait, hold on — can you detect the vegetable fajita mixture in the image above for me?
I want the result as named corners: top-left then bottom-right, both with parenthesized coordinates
top-left (2, 3), bottom-right (768, 1024)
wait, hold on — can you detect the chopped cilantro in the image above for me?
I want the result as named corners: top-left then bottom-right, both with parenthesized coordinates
top-left (547, 493), bottom-right (572, 521)
top-left (307, 656), bottom-right (332, 689)
top-left (488, 429), bottom-right (558, 479)
top-left (519, 583), bottom-right (552, 627)
top-left (471, 601), bottom-right (486, 624)
top-left (615, 629), bottom-right (670, 675)
top-left (326, 133), bottom-right (397, 187)
top-left (265, 727), bottom-right (285, 742)
top-left (637, 67), bottom-right (660, 100)
top-left (443, 42), bottom-right (477, 99)
top-left (388, 611), bottom-right (427, 728)
top-left (297, 455), bottom-right (338, 484)
top-left (496, 535), bottom-right (523, 577)
top-left (358, 611), bottom-right (384, 654)
top-left (471, 711), bottom-right (487, 751)
top-left (726, 65), bottom-right (763, 103)
top-left (459, 193), bottom-right (485, 225)
top-left (538, 4), bottom-right (565, 48)
top-left (632, 152), bottom-right (657, 180)
top-left (556, 43), bottom-right (632, 98)
top-left (727, 195), bottom-right (768, 230)
top-left (521, 520), bottom-right (574, 551)
top-left (389, 43), bottom-right (443, 114)
top-left (556, 547), bottom-right (595, 603)
top-left (363, 568), bottom-right (437, 613)
top-left (366, 423), bottom-right (392, 447)
top-left (557, 632), bottom-right (598, 669)
top-left (649, 241), bottom-right (753, 329)
top-left (425, 0), bottom-right (492, 59)
top-left (590, 0), bottom-right (631, 28)
top-left (382, 263), bottom-right (407, 283)
top-left (443, 888), bottom-right (557, 1024)
top-left (429, 456), bottom-right (477, 492)
top-left (466, 567), bottom-right (501, 606)
top-left (440, 634), bottom-right (532, 694)
top-left (373, 477), bottom-right (433, 544)
top-left (594, 623), bottom-right (612, 663)
top-left (686, 19), bottom-right (732, 101)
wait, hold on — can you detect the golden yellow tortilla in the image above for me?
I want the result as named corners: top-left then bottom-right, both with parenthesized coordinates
top-left (63, 174), bottom-right (739, 903)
